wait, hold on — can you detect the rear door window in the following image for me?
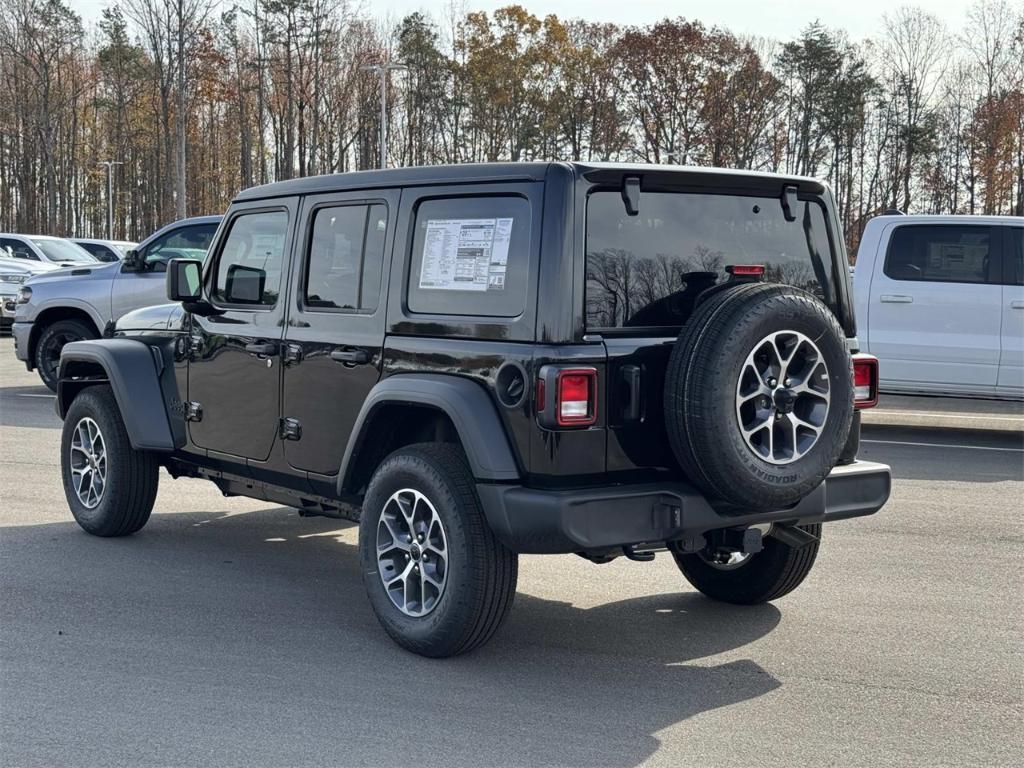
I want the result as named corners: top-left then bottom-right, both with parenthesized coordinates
top-left (585, 191), bottom-right (837, 330)
top-left (884, 225), bottom-right (997, 284)
top-left (304, 204), bottom-right (387, 312)
top-left (407, 196), bottom-right (531, 317)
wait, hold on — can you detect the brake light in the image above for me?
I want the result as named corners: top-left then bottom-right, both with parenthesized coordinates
top-left (852, 354), bottom-right (879, 409)
top-left (726, 264), bottom-right (766, 277)
top-left (556, 368), bottom-right (597, 426)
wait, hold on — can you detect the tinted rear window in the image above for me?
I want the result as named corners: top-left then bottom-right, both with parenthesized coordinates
top-left (884, 225), bottom-right (996, 284)
top-left (585, 191), bottom-right (837, 329)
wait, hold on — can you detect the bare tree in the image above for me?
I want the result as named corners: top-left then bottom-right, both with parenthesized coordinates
top-left (2, 0), bottom-right (1021, 239)
top-left (882, 6), bottom-right (949, 211)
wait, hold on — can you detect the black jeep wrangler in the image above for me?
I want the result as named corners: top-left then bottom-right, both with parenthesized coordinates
top-left (55, 163), bottom-right (890, 657)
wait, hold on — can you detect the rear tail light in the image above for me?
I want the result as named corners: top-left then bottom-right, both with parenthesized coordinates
top-left (852, 354), bottom-right (879, 409)
top-left (556, 368), bottom-right (597, 427)
top-left (725, 264), bottom-right (766, 277)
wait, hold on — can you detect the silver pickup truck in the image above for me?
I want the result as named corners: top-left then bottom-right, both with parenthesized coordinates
top-left (12, 216), bottom-right (221, 390)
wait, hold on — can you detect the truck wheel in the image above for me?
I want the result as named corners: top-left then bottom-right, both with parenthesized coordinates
top-left (664, 282), bottom-right (853, 510)
top-left (36, 318), bottom-right (97, 392)
top-left (359, 443), bottom-right (518, 657)
top-left (673, 524), bottom-right (821, 604)
top-left (60, 385), bottom-right (159, 537)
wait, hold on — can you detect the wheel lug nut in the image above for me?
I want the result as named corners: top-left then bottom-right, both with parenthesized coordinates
top-left (784, 378), bottom-right (792, 387)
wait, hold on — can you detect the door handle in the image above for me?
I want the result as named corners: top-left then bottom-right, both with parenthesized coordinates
top-left (880, 294), bottom-right (914, 303)
top-left (330, 348), bottom-right (370, 365)
top-left (244, 341), bottom-right (277, 356)
top-left (1011, 300), bottom-right (1024, 309)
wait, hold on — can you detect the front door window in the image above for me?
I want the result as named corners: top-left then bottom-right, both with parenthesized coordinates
top-left (142, 223), bottom-right (219, 270)
top-left (212, 213), bottom-right (288, 307)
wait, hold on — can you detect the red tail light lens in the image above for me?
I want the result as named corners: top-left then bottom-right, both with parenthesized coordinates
top-left (556, 368), bottom-right (597, 426)
top-left (726, 264), bottom-right (766, 277)
top-left (852, 354), bottom-right (879, 409)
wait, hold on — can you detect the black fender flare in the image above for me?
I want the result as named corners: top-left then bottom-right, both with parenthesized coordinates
top-left (338, 374), bottom-right (521, 495)
top-left (57, 339), bottom-right (176, 451)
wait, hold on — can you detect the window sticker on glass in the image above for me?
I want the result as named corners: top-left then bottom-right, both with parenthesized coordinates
top-left (418, 218), bottom-right (513, 291)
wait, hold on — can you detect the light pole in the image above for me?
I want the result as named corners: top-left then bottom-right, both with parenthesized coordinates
top-left (98, 161), bottom-right (123, 239)
top-left (361, 60), bottom-right (407, 169)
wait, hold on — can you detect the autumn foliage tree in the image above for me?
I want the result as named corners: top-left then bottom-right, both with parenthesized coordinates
top-left (1, 0), bottom-right (1021, 249)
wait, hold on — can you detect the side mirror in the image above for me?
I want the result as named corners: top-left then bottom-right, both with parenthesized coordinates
top-left (123, 248), bottom-right (142, 271)
top-left (166, 258), bottom-right (203, 302)
top-left (225, 264), bottom-right (266, 304)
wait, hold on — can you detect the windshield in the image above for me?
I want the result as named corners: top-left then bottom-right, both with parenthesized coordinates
top-left (585, 190), bottom-right (837, 330)
top-left (31, 238), bottom-right (97, 263)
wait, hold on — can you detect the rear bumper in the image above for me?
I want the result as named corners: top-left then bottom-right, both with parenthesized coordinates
top-left (12, 321), bottom-right (32, 365)
top-left (477, 460), bottom-right (891, 554)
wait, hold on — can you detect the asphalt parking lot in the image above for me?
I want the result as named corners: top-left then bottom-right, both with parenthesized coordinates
top-left (1, 336), bottom-right (1021, 767)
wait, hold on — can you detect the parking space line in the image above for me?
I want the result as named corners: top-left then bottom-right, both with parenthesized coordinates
top-left (862, 439), bottom-right (1023, 453)
top-left (874, 411), bottom-right (1023, 423)
top-left (16, 393), bottom-right (55, 398)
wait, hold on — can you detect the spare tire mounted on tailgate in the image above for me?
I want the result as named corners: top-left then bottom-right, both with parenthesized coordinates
top-left (664, 281), bottom-right (853, 511)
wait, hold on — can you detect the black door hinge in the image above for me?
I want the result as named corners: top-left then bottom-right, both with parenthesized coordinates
top-left (280, 417), bottom-right (302, 441)
top-left (185, 401), bottom-right (203, 422)
top-left (283, 343), bottom-right (302, 366)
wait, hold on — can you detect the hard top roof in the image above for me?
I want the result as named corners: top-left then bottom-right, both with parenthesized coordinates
top-left (234, 162), bottom-right (828, 202)
top-left (870, 213), bottom-right (1023, 225)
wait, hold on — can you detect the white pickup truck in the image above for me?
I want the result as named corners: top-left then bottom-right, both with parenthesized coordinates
top-left (853, 214), bottom-right (1023, 400)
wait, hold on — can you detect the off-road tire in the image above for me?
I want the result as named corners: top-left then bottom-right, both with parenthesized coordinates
top-left (673, 524), bottom-right (822, 604)
top-left (664, 282), bottom-right (853, 510)
top-left (359, 443), bottom-right (518, 657)
top-left (61, 385), bottom-right (159, 536)
top-left (36, 318), bottom-right (98, 392)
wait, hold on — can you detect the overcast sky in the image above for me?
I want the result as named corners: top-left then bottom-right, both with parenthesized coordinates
top-left (67, 0), bottom-right (973, 42)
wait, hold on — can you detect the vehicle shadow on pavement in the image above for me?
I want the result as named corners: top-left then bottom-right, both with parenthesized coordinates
top-left (860, 425), bottom-right (1023, 483)
top-left (1, 507), bottom-right (782, 767)
top-left (0, 385), bottom-right (59, 429)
